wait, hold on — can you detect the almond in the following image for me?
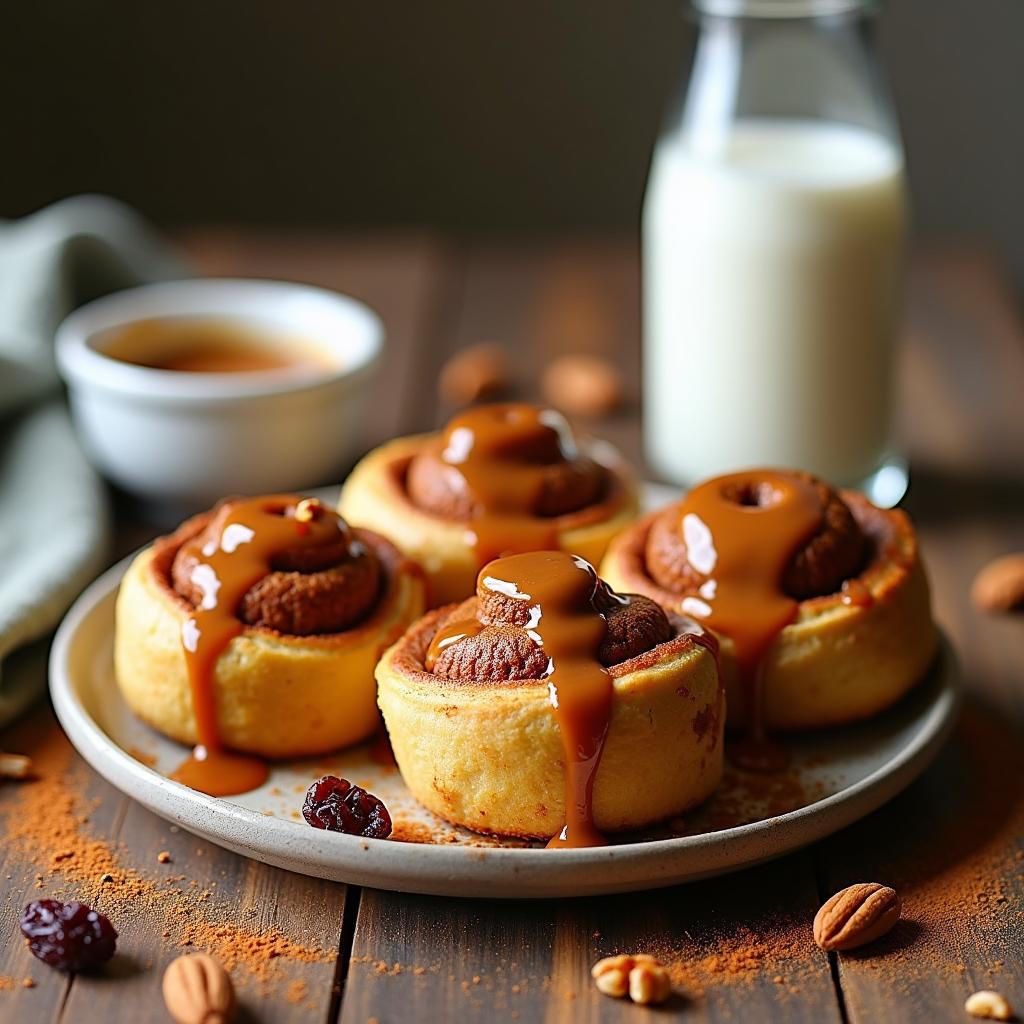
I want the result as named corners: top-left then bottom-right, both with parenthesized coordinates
top-left (971, 553), bottom-right (1024, 613)
top-left (541, 354), bottom-right (622, 418)
top-left (439, 343), bottom-right (509, 406)
top-left (813, 883), bottom-right (901, 952)
top-left (162, 953), bottom-right (235, 1024)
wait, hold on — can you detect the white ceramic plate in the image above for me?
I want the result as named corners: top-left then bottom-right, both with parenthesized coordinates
top-left (50, 486), bottom-right (960, 899)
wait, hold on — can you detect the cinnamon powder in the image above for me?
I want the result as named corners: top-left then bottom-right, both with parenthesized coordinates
top-left (642, 918), bottom-right (816, 999)
top-left (641, 701), bottom-right (1023, 998)
top-left (6, 702), bottom-right (1018, 1007)
top-left (388, 820), bottom-right (511, 847)
top-left (1, 727), bottom-right (332, 993)
top-left (683, 761), bottom-right (829, 834)
top-left (284, 977), bottom-right (312, 1006)
top-left (825, 702), bottom-right (1024, 986)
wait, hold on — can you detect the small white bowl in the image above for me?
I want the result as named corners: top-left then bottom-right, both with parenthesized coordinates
top-left (56, 278), bottom-right (383, 508)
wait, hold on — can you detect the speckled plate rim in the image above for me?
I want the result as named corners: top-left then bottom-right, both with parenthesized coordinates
top-left (50, 557), bottom-right (961, 900)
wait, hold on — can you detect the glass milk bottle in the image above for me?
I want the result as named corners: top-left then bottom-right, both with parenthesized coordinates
top-left (643, 0), bottom-right (908, 504)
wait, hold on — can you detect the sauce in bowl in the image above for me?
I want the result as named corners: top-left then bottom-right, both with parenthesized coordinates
top-left (99, 317), bottom-right (335, 374)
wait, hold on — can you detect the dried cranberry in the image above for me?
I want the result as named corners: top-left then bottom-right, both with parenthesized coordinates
top-left (302, 775), bottom-right (392, 838)
top-left (19, 899), bottom-right (117, 972)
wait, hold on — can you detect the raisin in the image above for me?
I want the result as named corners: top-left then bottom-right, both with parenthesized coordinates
top-left (302, 775), bottom-right (392, 839)
top-left (20, 899), bottom-right (117, 972)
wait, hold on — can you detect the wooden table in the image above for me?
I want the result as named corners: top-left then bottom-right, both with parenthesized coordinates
top-left (2, 235), bottom-right (1022, 1023)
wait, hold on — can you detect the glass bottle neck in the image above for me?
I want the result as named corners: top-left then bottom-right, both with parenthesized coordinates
top-left (675, 0), bottom-right (900, 153)
top-left (692, 0), bottom-right (873, 17)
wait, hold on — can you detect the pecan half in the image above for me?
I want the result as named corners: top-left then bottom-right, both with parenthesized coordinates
top-left (813, 883), bottom-right (901, 952)
top-left (439, 342), bottom-right (510, 406)
top-left (971, 553), bottom-right (1024, 614)
top-left (541, 354), bottom-right (623, 418)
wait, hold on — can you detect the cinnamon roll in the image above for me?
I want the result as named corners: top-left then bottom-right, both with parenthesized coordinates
top-left (338, 403), bottom-right (638, 606)
top-left (114, 495), bottom-right (425, 795)
top-left (376, 550), bottom-right (723, 843)
top-left (601, 469), bottom-right (938, 740)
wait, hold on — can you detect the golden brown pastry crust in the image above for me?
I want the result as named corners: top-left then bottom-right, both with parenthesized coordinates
top-left (376, 606), bottom-right (723, 839)
top-left (338, 434), bottom-right (639, 607)
top-left (115, 525), bottom-right (425, 758)
top-left (601, 490), bottom-right (938, 731)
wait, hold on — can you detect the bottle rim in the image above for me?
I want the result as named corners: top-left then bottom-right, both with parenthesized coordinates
top-left (692, 0), bottom-right (871, 17)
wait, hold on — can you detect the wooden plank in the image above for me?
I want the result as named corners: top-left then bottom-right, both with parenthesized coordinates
top-left (0, 711), bottom-right (73, 1020)
top-left (815, 584), bottom-right (1024, 1022)
top-left (0, 707), bottom-right (347, 1023)
top-left (342, 857), bottom-right (843, 1023)
top-left (578, 856), bottom-right (842, 1024)
top-left (899, 248), bottom-right (1024, 508)
top-left (817, 249), bottom-right (1024, 1023)
top-left (340, 890), bottom-right (558, 1024)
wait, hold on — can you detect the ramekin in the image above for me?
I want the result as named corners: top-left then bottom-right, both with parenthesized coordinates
top-left (56, 278), bottom-right (383, 507)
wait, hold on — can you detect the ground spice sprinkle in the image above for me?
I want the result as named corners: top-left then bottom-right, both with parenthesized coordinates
top-left (1, 727), bottom-right (332, 995)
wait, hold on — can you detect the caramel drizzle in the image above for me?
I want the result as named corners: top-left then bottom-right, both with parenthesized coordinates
top-left (674, 471), bottom-right (825, 771)
top-left (171, 496), bottom-right (353, 797)
top-left (840, 578), bottom-right (874, 609)
top-left (427, 551), bottom-right (617, 848)
top-left (435, 404), bottom-right (579, 563)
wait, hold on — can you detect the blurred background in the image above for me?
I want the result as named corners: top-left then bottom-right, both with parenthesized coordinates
top-left (5, 0), bottom-right (1024, 287)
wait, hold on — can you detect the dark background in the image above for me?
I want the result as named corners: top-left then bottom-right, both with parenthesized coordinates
top-left (6, 1), bottom-right (1024, 285)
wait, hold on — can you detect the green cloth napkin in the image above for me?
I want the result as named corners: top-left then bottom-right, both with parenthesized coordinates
top-left (0, 195), bottom-right (184, 727)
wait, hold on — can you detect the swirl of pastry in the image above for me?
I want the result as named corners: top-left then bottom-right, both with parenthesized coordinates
top-left (376, 550), bottom-right (723, 843)
top-left (113, 495), bottom-right (426, 792)
top-left (600, 468), bottom-right (938, 736)
top-left (338, 402), bottom-right (639, 607)
top-left (644, 470), bottom-right (867, 601)
top-left (428, 570), bottom-right (673, 682)
top-left (406, 403), bottom-right (607, 519)
top-left (171, 496), bottom-right (380, 635)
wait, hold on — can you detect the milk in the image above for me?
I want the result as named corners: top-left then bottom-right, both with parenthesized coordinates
top-left (643, 120), bottom-right (907, 488)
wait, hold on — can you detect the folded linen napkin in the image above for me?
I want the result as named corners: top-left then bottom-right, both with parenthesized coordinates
top-left (0, 195), bottom-right (184, 727)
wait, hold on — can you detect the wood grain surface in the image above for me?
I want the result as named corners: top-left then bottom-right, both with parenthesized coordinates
top-left (1, 235), bottom-right (1021, 1023)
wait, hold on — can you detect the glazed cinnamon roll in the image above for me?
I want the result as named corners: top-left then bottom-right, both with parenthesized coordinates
top-left (114, 496), bottom-right (425, 795)
top-left (376, 550), bottom-right (723, 843)
top-left (601, 469), bottom-right (938, 739)
top-left (338, 403), bottom-right (638, 606)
